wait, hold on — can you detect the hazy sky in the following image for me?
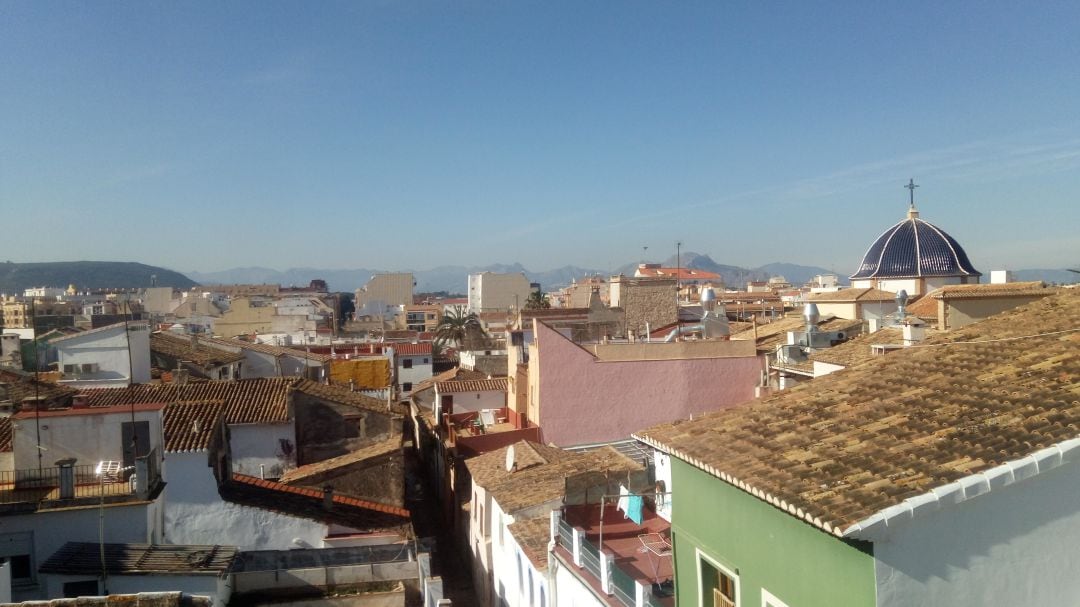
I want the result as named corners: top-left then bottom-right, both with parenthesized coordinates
top-left (3, 2), bottom-right (1079, 275)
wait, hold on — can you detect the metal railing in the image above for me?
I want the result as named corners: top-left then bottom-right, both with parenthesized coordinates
top-left (557, 518), bottom-right (574, 548)
top-left (0, 464), bottom-right (135, 505)
top-left (610, 562), bottom-right (637, 607)
top-left (580, 537), bottom-right (602, 580)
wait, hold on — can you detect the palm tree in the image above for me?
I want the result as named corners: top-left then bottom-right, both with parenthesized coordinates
top-left (524, 290), bottom-right (551, 310)
top-left (435, 306), bottom-right (483, 347)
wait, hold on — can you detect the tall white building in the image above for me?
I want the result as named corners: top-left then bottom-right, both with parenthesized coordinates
top-left (468, 272), bottom-right (533, 313)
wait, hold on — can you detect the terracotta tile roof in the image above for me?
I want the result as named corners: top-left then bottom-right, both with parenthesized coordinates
top-left (636, 289), bottom-right (1080, 537)
top-left (163, 400), bottom-right (226, 453)
top-left (412, 367), bottom-right (487, 397)
top-left (389, 343), bottom-right (433, 356)
top-left (40, 542), bottom-right (236, 576)
top-left (509, 516), bottom-right (553, 571)
top-left (151, 332), bottom-right (245, 367)
top-left (200, 336), bottom-right (333, 362)
top-left (521, 308), bottom-right (590, 319)
top-left (932, 281), bottom-right (1053, 300)
top-left (279, 436), bottom-right (402, 484)
top-left (4, 592), bottom-right (210, 607)
top-left (225, 470), bottom-right (410, 531)
top-left (0, 369), bottom-right (77, 404)
top-left (0, 417), bottom-right (10, 453)
top-left (636, 267), bottom-right (721, 280)
top-left (807, 288), bottom-right (897, 303)
top-left (467, 441), bottom-right (641, 514)
top-left (83, 377), bottom-right (295, 424)
top-left (293, 379), bottom-right (397, 415)
top-left (904, 293), bottom-right (939, 320)
top-left (730, 315), bottom-right (863, 352)
top-left (715, 292), bottom-right (782, 303)
top-left (808, 328), bottom-right (905, 368)
top-left (436, 378), bottom-right (508, 393)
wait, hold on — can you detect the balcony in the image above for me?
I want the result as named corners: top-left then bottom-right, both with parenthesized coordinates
top-left (0, 447), bottom-right (163, 512)
top-left (554, 502), bottom-right (674, 607)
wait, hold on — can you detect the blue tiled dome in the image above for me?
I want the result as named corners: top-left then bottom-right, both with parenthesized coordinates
top-left (850, 209), bottom-right (980, 280)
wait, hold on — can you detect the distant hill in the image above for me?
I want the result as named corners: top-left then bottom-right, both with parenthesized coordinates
top-left (1011, 269), bottom-right (1079, 285)
top-left (754, 262), bottom-right (843, 286)
top-left (0, 261), bottom-right (197, 294)
top-left (190, 264), bottom-right (603, 293)
top-left (189, 259), bottom-right (1078, 295)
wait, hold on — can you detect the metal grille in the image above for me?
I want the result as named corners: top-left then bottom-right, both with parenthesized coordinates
top-left (580, 537), bottom-right (601, 580)
top-left (557, 518), bottom-right (574, 547)
top-left (610, 563), bottom-right (637, 606)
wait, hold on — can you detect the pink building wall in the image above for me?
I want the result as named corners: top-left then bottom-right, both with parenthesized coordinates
top-left (533, 321), bottom-right (763, 447)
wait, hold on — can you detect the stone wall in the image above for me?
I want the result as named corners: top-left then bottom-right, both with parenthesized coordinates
top-left (612, 276), bottom-right (677, 337)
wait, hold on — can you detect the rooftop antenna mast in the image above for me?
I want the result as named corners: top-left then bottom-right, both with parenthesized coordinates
top-left (675, 241), bottom-right (682, 341)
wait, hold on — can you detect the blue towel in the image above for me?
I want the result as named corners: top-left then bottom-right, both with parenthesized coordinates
top-left (627, 494), bottom-right (644, 525)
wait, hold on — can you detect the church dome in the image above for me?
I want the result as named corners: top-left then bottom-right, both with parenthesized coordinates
top-left (850, 206), bottom-right (980, 280)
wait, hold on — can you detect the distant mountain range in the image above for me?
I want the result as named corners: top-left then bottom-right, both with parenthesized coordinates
top-left (0, 261), bottom-right (197, 294)
top-left (187, 259), bottom-right (1080, 293)
top-left (3, 259), bottom-right (1072, 297)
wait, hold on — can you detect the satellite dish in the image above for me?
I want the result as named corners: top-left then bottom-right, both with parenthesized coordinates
top-left (505, 445), bottom-right (516, 472)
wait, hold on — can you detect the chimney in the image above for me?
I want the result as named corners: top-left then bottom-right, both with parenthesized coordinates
top-left (21, 396), bottom-right (48, 412)
top-left (323, 485), bottom-right (334, 510)
top-left (72, 394), bottom-right (89, 409)
top-left (56, 458), bottom-right (77, 499)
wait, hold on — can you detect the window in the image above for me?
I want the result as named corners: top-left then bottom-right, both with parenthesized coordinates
top-left (0, 532), bottom-right (35, 586)
top-left (423, 357), bottom-right (430, 364)
top-left (402, 382), bottom-right (413, 392)
top-left (698, 549), bottom-right (738, 607)
top-left (761, 590), bottom-right (790, 607)
top-left (63, 580), bottom-right (100, 598)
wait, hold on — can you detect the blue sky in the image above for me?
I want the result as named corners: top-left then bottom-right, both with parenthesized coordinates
top-left (3, 1), bottom-right (1079, 275)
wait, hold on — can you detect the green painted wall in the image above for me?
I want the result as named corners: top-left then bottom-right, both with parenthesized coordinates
top-left (670, 459), bottom-right (876, 607)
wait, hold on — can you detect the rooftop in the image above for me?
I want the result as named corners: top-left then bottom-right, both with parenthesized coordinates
top-left (293, 379), bottom-right (401, 415)
top-left (808, 327), bottom-right (906, 368)
top-left (199, 335), bottom-right (333, 362)
top-left (40, 542), bottom-right (237, 576)
top-left (436, 378), bottom-right (508, 394)
top-left (3, 593), bottom-right (210, 607)
top-left (84, 377), bottom-right (295, 424)
top-left (223, 473), bottom-right (411, 533)
top-left (278, 435), bottom-right (402, 484)
top-left (932, 281), bottom-right (1053, 300)
top-left (636, 289), bottom-right (1080, 537)
top-left (806, 287), bottom-right (898, 303)
top-left (729, 315), bottom-right (863, 352)
top-left (507, 516), bottom-right (552, 571)
top-left (467, 441), bottom-right (641, 514)
top-left (150, 332), bottom-right (245, 368)
top-left (162, 400), bottom-right (226, 453)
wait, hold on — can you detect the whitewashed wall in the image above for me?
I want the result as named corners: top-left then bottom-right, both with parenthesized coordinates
top-left (397, 356), bottom-right (433, 390)
top-left (553, 562), bottom-right (605, 607)
top-left (2, 502), bottom-right (153, 602)
top-left (490, 503), bottom-right (549, 607)
top-left (872, 459), bottom-right (1080, 607)
top-left (229, 423), bottom-right (296, 478)
top-left (439, 390), bottom-right (506, 416)
top-left (163, 450), bottom-right (327, 550)
top-left (11, 409), bottom-right (163, 469)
